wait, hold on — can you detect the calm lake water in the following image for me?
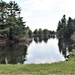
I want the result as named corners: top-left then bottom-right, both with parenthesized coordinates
top-left (0, 37), bottom-right (73, 64)
top-left (25, 38), bottom-right (65, 64)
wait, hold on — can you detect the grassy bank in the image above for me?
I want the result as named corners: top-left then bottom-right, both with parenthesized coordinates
top-left (0, 61), bottom-right (75, 75)
top-left (0, 51), bottom-right (75, 75)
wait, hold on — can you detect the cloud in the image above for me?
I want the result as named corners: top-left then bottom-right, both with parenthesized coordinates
top-left (21, 11), bottom-right (32, 18)
top-left (3, 0), bottom-right (75, 31)
top-left (20, 0), bottom-right (40, 10)
top-left (20, 0), bottom-right (59, 11)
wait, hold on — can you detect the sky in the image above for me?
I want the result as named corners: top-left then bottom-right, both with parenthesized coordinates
top-left (3, 0), bottom-right (75, 31)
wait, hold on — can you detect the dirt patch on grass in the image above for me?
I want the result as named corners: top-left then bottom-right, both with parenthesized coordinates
top-left (0, 74), bottom-right (75, 75)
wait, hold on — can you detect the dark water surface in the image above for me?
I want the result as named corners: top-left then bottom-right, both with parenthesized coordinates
top-left (0, 37), bottom-right (74, 64)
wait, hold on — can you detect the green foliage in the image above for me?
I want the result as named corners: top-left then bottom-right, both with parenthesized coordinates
top-left (28, 29), bottom-right (32, 38)
top-left (33, 28), bottom-right (55, 37)
top-left (0, 1), bottom-right (30, 39)
top-left (57, 15), bottom-right (75, 38)
top-left (43, 29), bottom-right (49, 35)
top-left (38, 28), bottom-right (43, 35)
top-left (33, 29), bottom-right (38, 35)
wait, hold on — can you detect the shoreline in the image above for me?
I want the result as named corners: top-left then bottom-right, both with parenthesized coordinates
top-left (0, 37), bottom-right (31, 45)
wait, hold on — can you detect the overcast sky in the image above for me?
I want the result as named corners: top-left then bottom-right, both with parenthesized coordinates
top-left (3, 0), bottom-right (75, 31)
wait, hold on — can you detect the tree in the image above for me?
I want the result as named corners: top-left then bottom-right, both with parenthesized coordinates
top-left (0, 1), bottom-right (9, 37)
top-left (38, 28), bottom-right (43, 36)
top-left (33, 29), bottom-right (38, 36)
top-left (43, 29), bottom-right (49, 37)
top-left (0, 1), bottom-right (29, 40)
top-left (57, 15), bottom-right (67, 38)
top-left (57, 15), bottom-right (75, 38)
top-left (8, 1), bottom-right (20, 16)
top-left (28, 29), bottom-right (32, 38)
top-left (66, 17), bottom-right (75, 38)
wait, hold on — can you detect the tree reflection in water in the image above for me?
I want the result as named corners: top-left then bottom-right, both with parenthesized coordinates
top-left (34, 36), bottom-right (55, 43)
top-left (0, 42), bottom-right (28, 64)
top-left (0, 36), bottom-right (74, 64)
top-left (58, 38), bottom-right (74, 58)
top-left (33, 36), bottom-right (74, 59)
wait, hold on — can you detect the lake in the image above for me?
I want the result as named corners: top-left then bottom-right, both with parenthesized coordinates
top-left (25, 38), bottom-right (65, 64)
top-left (0, 37), bottom-right (73, 64)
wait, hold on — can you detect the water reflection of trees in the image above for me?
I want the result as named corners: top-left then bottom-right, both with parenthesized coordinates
top-left (34, 36), bottom-right (55, 43)
top-left (58, 38), bottom-right (74, 58)
top-left (0, 43), bottom-right (28, 64)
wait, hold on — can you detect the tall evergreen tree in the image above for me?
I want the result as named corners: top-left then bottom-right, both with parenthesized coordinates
top-left (57, 15), bottom-right (75, 38)
top-left (0, 1), bottom-right (29, 40)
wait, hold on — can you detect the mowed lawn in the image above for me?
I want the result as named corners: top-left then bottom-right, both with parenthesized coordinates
top-left (0, 61), bottom-right (75, 75)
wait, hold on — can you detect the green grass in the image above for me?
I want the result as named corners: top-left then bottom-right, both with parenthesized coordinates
top-left (0, 61), bottom-right (75, 75)
top-left (68, 50), bottom-right (75, 61)
top-left (0, 51), bottom-right (75, 75)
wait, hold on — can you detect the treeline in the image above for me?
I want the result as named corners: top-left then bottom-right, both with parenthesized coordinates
top-left (57, 15), bottom-right (75, 38)
top-left (0, 0), bottom-right (56, 42)
top-left (0, 1), bottom-right (30, 40)
top-left (28, 28), bottom-right (55, 38)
